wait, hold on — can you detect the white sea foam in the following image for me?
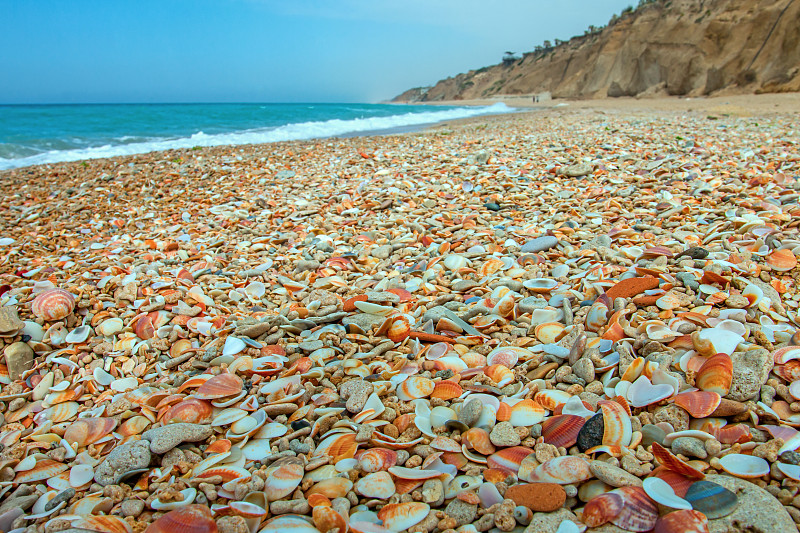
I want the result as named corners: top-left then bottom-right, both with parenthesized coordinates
top-left (0, 103), bottom-right (514, 170)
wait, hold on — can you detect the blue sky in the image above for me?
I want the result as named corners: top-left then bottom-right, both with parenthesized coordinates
top-left (1, 0), bottom-right (635, 104)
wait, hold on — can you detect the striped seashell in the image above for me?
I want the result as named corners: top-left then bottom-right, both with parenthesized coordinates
top-left (695, 353), bottom-right (732, 395)
top-left (194, 373), bottom-right (243, 400)
top-left (683, 479), bottom-right (738, 519)
top-left (654, 509), bottom-right (710, 533)
top-left (14, 459), bottom-right (68, 484)
top-left (313, 503), bottom-right (348, 533)
top-left (162, 398), bottom-right (213, 424)
top-left (609, 486), bottom-right (658, 532)
top-left (486, 346), bottom-right (530, 368)
top-left (583, 491), bottom-right (624, 528)
top-left (262, 462), bottom-right (304, 501)
top-left (487, 446), bottom-right (535, 474)
top-left (462, 428), bottom-right (495, 455)
top-left (74, 515), bottom-right (132, 533)
top-left (527, 456), bottom-right (592, 484)
top-left (144, 504), bottom-right (218, 533)
top-left (766, 248), bottom-right (797, 272)
top-left (63, 417), bottom-right (116, 447)
top-left (430, 380), bottom-right (463, 400)
top-left (118, 415), bottom-right (151, 436)
top-left (387, 315), bottom-right (411, 342)
top-left (31, 289), bottom-right (75, 322)
top-left (396, 376), bottom-right (435, 401)
top-left (355, 471), bottom-right (396, 499)
top-left (599, 399), bottom-right (632, 447)
top-left (652, 442), bottom-right (705, 479)
top-left (484, 364), bottom-right (515, 387)
top-left (673, 391), bottom-right (721, 419)
top-left (509, 399), bottom-right (546, 426)
top-left (305, 477), bottom-right (354, 499)
top-left (356, 448), bottom-right (397, 472)
top-left (377, 502), bottom-right (430, 532)
top-left (535, 389), bottom-right (572, 411)
top-left (314, 432), bottom-right (358, 462)
top-left (541, 414), bottom-right (585, 449)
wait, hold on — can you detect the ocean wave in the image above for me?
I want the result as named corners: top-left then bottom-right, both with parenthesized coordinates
top-left (0, 103), bottom-right (514, 170)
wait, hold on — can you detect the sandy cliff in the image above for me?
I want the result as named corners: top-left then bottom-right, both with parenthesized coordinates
top-left (393, 0), bottom-right (800, 102)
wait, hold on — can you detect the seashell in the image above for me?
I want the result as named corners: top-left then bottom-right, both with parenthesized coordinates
top-left (599, 400), bottom-right (632, 447)
top-left (355, 471), bottom-right (395, 499)
top-left (396, 376), bottom-right (435, 401)
top-left (96, 317), bottom-right (124, 336)
top-left (31, 289), bottom-right (76, 322)
top-left (462, 428), bottom-right (495, 455)
top-left (608, 486), bottom-right (658, 532)
top-left (306, 477), bottom-right (354, 499)
top-left (695, 353), bottom-right (732, 395)
top-left (222, 336), bottom-right (246, 357)
top-left (692, 328), bottom-right (742, 357)
top-left (63, 417), bottom-right (116, 447)
top-left (151, 487), bottom-right (197, 510)
top-left (585, 300), bottom-right (609, 332)
top-left (144, 504), bottom-right (218, 533)
top-left (14, 459), bottom-right (69, 484)
top-left (527, 456), bottom-right (592, 484)
top-left (119, 415), bottom-right (151, 436)
top-left (430, 380), bottom-right (463, 401)
top-left (508, 399), bottom-right (546, 427)
top-left (766, 248), bottom-right (797, 272)
top-left (194, 373), bottom-right (243, 400)
top-left (583, 491), bottom-right (624, 527)
top-left (673, 391), bottom-right (721, 419)
top-left (263, 462), bottom-right (304, 501)
top-left (627, 375), bottom-right (674, 408)
top-left (486, 346), bottom-right (529, 368)
top-left (376, 502), bottom-right (430, 532)
top-left (718, 453), bottom-right (769, 478)
top-left (683, 479), bottom-right (738, 519)
top-left (652, 442), bottom-right (705, 479)
top-left (487, 446), bottom-right (535, 474)
top-left (530, 306), bottom-right (562, 326)
top-left (522, 278), bottom-right (557, 293)
top-left (535, 322), bottom-right (565, 343)
top-left (387, 316), bottom-right (411, 342)
top-left (774, 346), bottom-right (800, 364)
top-left (653, 510), bottom-right (710, 533)
top-left (541, 415), bottom-right (585, 449)
top-left (313, 504), bottom-right (347, 533)
top-left (163, 398), bottom-right (213, 424)
top-left (65, 325), bottom-right (92, 344)
top-left (69, 464), bottom-right (94, 488)
top-left (260, 516), bottom-right (321, 533)
top-left (74, 515), bottom-right (132, 533)
top-left (430, 436), bottom-right (462, 453)
top-left (484, 364), bottom-right (515, 387)
top-left (642, 476), bottom-right (692, 510)
top-left (357, 448), bottom-right (397, 472)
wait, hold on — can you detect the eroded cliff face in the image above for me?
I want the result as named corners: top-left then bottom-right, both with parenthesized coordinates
top-left (394, 0), bottom-right (800, 102)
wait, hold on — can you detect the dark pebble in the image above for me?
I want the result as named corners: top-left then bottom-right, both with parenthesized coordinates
top-left (484, 202), bottom-right (501, 211)
top-left (677, 247), bottom-right (709, 260)
top-left (291, 420), bottom-right (311, 431)
top-left (576, 412), bottom-right (604, 452)
top-left (780, 450), bottom-right (800, 465)
top-left (45, 488), bottom-right (75, 511)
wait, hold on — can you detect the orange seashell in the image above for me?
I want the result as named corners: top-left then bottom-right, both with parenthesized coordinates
top-left (313, 503), bottom-right (348, 533)
top-left (673, 391), bottom-right (721, 419)
top-left (430, 380), bottom-right (463, 400)
top-left (535, 389), bottom-right (572, 411)
top-left (194, 373), bottom-right (243, 399)
top-left (710, 423), bottom-right (752, 445)
top-left (695, 353), bottom-right (732, 395)
top-left (387, 315), bottom-right (411, 342)
top-left (496, 402), bottom-right (511, 422)
top-left (205, 439), bottom-right (232, 454)
top-left (654, 509), bottom-right (709, 533)
top-left (31, 288), bottom-right (76, 322)
top-left (75, 515), bottom-right (132, 533)
top-left (144, 504), bottom-right (218, 533)
top-left (161, 398), bottom-right (213, 424)
top-left (377, 502), bottom-right (430, 532)
top-left (14, 459), bottom-right (68, 483)
top-left (484, 364), bottom-right (515, 387)
top-left (541, 414), bottom-right (585, 449)
top-left (609, 486), bottom-right (658, 532)
top-left (463, 428), bottom-right (495, 455)
top-left (64, 417), bottom-right (117, 447)
top-left (343, 295), bottom-right (368, 312)
top-left (583, 491), bottom-right (624, 527)
top-left (306, 477), bottom-right (354, 499)
top-left (487, 446), bottom-right (535, 474)
top-left (356, 448), bottom-right (397, 472)
top-left (508, 399), bottom-right (546, 426)
top-left (316, 432), bottom-right (358, 462)
top-left (393, 413), bottom-right (415, 434)
top-left (599, 400), bottom-right (632, 447)
top-left (263, 462), bottom-right (304, 501)
top-left (396, 376), bottom-right (435, 401)
top-left (652, 442), bottom-right (705, 479)
top-left (483, 468), bottom-right (510, 483)
top-left (430, 436), bottom-right (462, 453)
top-left (766, 248), bottom-right (797, 272)
top-left (652, 468), bottom-right (696, 498)
top-left (439, 451), bottom-right (468, 469)
top-left (308, 493), bottom-right (332, 508)
top-left (118, 415), bottom-right (151, 437)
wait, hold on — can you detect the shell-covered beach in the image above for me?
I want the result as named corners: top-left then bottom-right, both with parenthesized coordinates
top-left (1, 97), bottom-right (800, 533)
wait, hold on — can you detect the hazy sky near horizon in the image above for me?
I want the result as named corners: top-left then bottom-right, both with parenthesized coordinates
top-left (1, 0), bottom-right (635, 104)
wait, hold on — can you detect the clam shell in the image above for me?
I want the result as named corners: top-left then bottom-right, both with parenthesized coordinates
top-left (144, 504), bottom-right (218, 533)
top-left (608, 486), bottom-right (658, 532)
top-left (305, 477), bottom-right (354, 499)
top-left (683, 479), bottom-right (738, 519)
top-left (484, 365), bottom-right (515, 387)
top-left (31, 289), bottom-right (75, 322)
top-left (487, 446), bottom-right (534, 474)
top-left (541, 415), bottom-right (585, 449)
top-left (527, 456), bottom-right (592, 484)
top-left (653, 510), bottom-right (710, 533)
top-left (355, 471), bottom-right (395, 499)
top-left (462, 428), bottom-right (495, 455)
top-left (162, 398), bottom-right (213, 424)
top-left (766, 248), bottom-right (797, 272)
top-left (63, 417), bottom-right (117, 447)
top-left (718, 453), bottom-right (769, 478)
top-left (430, 380), bottom-right (463, 401)
top-left (357, 448), bottom-right (398, 472)
top-left (535, 389), bottom-right (572, 411)
top-left (695, 353), bottom-right (732, 396)
top-left (599, 400), bottom-right (632, 447)
top-left (14, 459), bottom-right (68, 483)
top-left (642, 476), bottom-right (692, 509)
top-left (582, 492), bottom-right (624, 527)
top-left (69, 464), bottom-right (94, 488)
top-left (486, 346), bottom-right (530, 368)
top-left (673, 391), bottom-right (722, 419)
top-left (260, 516), bottom-right (321, 533)
top-left (396, 376), bottom-right (435, 401)
top-left (194, 373), bottom-right (243, 400)
top-left (263, 462), bottom-right (304, 501)
top-left (509, 399), bottom-right (546, 427)
top-left (313, 505), bottom-right (347, 533)
top-left (376, 502), bottom-right (430, 532)
top-left (652, 442), bottom-right (705, 479)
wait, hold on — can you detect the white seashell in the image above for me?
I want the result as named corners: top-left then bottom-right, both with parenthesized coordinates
top-left (65, 325), bottom-right (92, 344)
top-left (245, 281), bottom-right (266, 300)
top-left (627, 375), bottom-right (673, 408)
top-left (443, 255), bottom-right (468, 271)
top-left (22, 321), bottom-right (45, 342)
top-left (110, 377), bottom-right (138, 392)
top-left (212, 408), bottom-right (249, 427)
top-left (93, 367), bottom-right (114, 387)
top-left (96, 317), bottom-right (124, 336)
top-left (32, 372), bottom-right (55, 401)
top-left (719, 454), bottom-right (769, 478)
top-left (429, 406), bottom-right (456, 429)
top-left (223, 336), bottom-right (247, 357)
top-left (69, 464), bottom-right (94, 487)
top-left (561, 395), bottom-right (595, 418)
top-left (354, 301), bottom-right (394, 316)
top-left (151, 487), bottom-right (196, 510)
top-left (642, 477), bottom-right (692, 509)
top-left (241, 439), bottom-right (273, 461)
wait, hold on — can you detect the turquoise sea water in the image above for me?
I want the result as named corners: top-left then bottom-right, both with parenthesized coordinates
top-left (0, 102), bottom-right (513, 170)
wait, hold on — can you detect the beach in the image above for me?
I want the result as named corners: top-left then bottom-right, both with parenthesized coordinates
top-left (2, 97), bottom-right (800, 532)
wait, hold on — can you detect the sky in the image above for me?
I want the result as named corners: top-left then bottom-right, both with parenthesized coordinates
top-left (0, 0), bottom-right (636, 104)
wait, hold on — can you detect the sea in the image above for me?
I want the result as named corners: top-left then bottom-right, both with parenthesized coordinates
top-left (0, 102), bottom-right (515, 170)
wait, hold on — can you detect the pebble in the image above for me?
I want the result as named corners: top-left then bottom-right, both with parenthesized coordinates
top-left (589, 460), bottom-right (643, 487)
top-left (3, 341), bottom-right (33, 380)
top-left (576, 413), bottom-right (604, 452)
top-left (340, 378), bottom-right (374, 413)
top-left (571, 358), bottom-right (595, 383)
top-left (44, 488), bottom-right (75, 512)
top-left (728, 348), bottom-right (773, 401)
top-left (521, 236), bottom-right (559, 253)
top-left (120, 499), bottom-right (145, 517)
top-left (523, 508), bottom-right (579, 533)
top-left (490, 421), bottom-right (521, 447)
top-left (671, 436), bottom-right (707, 459)
top-left (505, 483), bottom-right (566, 512)
top-left (93, 439), bottom-right (151, 486)
top-left (562, 162), bottom-right (592, 177)
top-left (142, 423), bottom-right (213, 454)
top-left (444, 499), bottom-right (478, 526)
top-left (458, 398), bottom-right (483, 427)
top-left (705, 475), bottom-right (795, 533)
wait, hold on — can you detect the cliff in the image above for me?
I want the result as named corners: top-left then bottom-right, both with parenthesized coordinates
top-left (393, 0), bottom-right (800, 102)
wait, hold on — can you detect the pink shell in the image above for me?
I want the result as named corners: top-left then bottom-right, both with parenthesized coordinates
top-left (31, 289), bottom-right (76, 321)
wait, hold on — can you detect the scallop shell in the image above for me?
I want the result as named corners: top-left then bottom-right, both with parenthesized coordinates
top-left (535, 389), bottom-right (572, 411)
top-left (599, 400), bottom-right (632, 447)
top-left (357, 448), bottom-right (398, 473)
top-left (74, 515), bottom-right (132, 533)
top-left (313, 504), bottom-right (348, 533)
top-left (683, 479), bottom-right (738, 519)
top-left (396, 376), bottom-right (435, 401)
top-left (14, 459), bottom-right (69, 484)
top-left (263, 462), bottom-right (304, 501)
top-left (260, 516), bottom-right (321, 533)
top-left (144, 504), bottom-right (218, 533)
top-left (376, 502), bottom-right (430, 532)
top-left (766, 248), bottom-right (797, 272)
top-left (484, 365), bottom-right (515, 387)
top-left (306, 477), bottom-right (354, 499)
top-left (162, 398), bottom-right (214, 424)
top-left (63, 417), bottom-right (117, 447)
top-left (541, 415), bottom-right (585, 449)
top-left (387, 316), bottom-right (412, 342)
top-left (31, 289), bottom-right (76, 322)
top-left (718, 453), bottom-right (769, 478)
top-left (462, 428), bottom-right (495, 455)
top-left (487, 446), bottom-right (535, 474)
top-left (607, 486), bottom-right (658, 532)
top-left (653, 510), bottom-right (710, 533)
top-left (695, 353), bottom-right (732, 395)
top-left (430, 380), bottom-right (463, 401)
top-left (673, 391), bottom-right (722, 419)
top-left (527, 456), bottom-right (592, 484)
top-left (652, 442), bottom-right (705, 479)
top-left (194, 373), bottom-right (243, 400)
top-left (582, 492), bottom-right (624, 528)
top-left (486, 346), bottom-right (529, 368)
